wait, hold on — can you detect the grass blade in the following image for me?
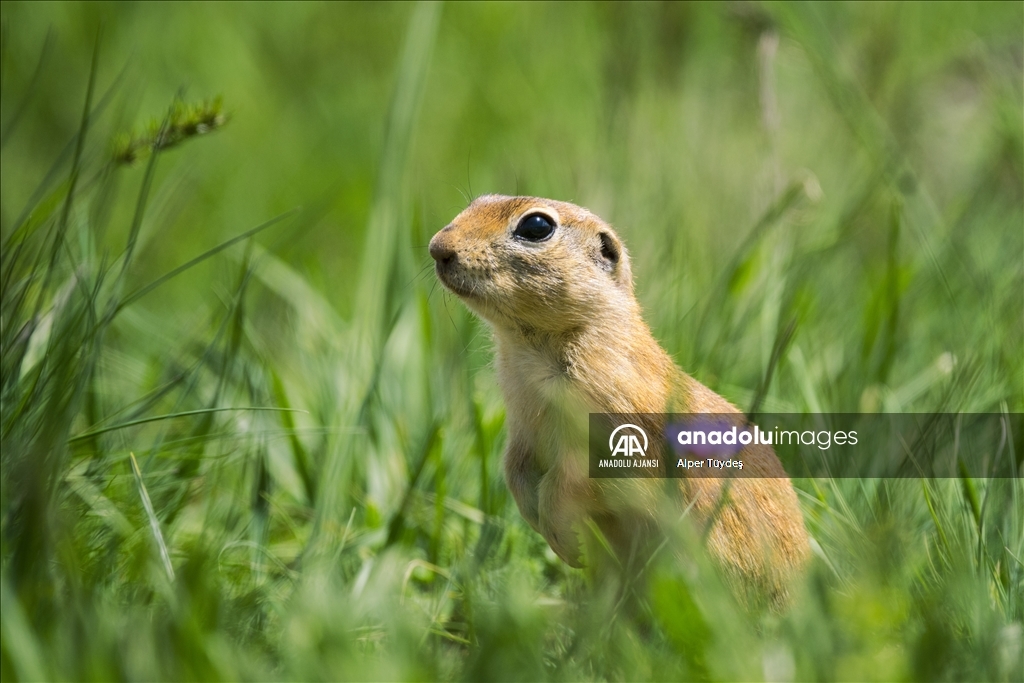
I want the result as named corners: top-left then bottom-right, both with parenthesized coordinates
top-left (0, 29), bottom-right (54, 148)
top-left (354, 0), bottom-right (442, 345)
top-left (115, 208), bottom-right (298, 313)
top-left (0, 573), bottom-right (47, 682)
top-left (129, 452), bottom-right (175, 582)
top-left (68, 406), bottom-right (307, 443)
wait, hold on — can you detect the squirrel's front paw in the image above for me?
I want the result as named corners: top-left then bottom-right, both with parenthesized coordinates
top-left (539, 518), bottom-right (584, 568)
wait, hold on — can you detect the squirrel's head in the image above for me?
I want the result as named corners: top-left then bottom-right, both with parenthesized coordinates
top-left (429, 195), bottom-right (635, 335)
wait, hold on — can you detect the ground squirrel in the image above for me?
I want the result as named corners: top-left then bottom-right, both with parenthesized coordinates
top-left (429, 195), bottom-right (810, 605)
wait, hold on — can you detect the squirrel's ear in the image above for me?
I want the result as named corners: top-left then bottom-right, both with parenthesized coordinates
top-left (597, 231), bottom-right (633, 291)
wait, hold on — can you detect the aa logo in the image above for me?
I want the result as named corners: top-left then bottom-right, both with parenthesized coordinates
top-left (609, 423), bottom-right (648, 458)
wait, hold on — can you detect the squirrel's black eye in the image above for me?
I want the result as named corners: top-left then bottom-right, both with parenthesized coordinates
top-left (514, 213), bottom-right (555, 242)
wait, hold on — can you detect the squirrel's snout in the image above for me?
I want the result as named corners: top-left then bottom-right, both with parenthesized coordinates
top-left (429, 235), bottom-right (457, 266)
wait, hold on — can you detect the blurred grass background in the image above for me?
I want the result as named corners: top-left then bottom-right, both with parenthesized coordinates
top-left (1, 1), bottom-right (1022, 680)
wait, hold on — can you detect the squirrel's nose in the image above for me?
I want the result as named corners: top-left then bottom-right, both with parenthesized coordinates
top-left (429, 235), bottom-right (456, 265)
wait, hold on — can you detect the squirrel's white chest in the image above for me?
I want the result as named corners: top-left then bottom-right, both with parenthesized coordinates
top-left (498, 344), bottom-right (577, 407)
top-left (496, 345), bottom-right (590, 471)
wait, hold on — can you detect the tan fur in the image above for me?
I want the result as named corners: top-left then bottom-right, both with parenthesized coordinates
top-left (430, 195), bottom-right (810, 605)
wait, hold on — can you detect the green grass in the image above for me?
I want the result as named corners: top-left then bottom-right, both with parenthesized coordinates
top-left (1, 2), bottom-right (1022, 681)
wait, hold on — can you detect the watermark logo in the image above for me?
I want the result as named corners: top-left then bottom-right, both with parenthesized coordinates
top-left (609, 423), bottom-right (648, 457)
top-left (591, 413), bottom-right (1021, 479)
